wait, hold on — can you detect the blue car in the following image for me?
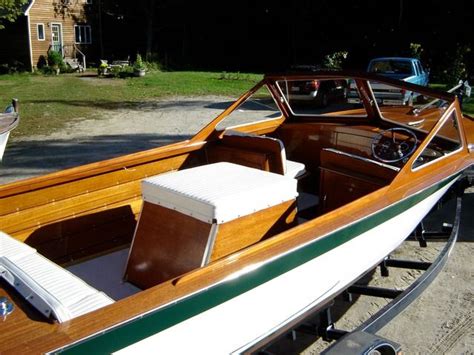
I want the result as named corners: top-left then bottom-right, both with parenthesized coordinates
top-left (348, 57), bottom-right (429, 105)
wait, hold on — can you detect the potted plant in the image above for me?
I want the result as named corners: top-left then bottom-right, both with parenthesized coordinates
top-left (47, 50), bottom-right (65, 75)
top-left (98, 60), bottom-right (109, 76)
top-left (133, 54), bottom-right (146, 77)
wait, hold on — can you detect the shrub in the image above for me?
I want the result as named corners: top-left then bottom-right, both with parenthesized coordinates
top-left (322, 51), bottom-right (348, 69)
top-left (47, 50), bottom-right (64, 68)
top-left (40, 66), bottom-right (58, 75)
top-left (409, 43), bottom-right (423, 59)
top-left (143, 60), bottom-right (161, 72)
top-left (133, 54), bottom-right (146, 71)
top-left (110, 65), bottom-right (134, 78)
top-left (438, 45), bottom-right (471, 85)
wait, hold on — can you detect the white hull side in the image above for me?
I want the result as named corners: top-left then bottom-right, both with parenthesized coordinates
top-left (115, 181), bottom-right (454, 354)
top-left (0, 131), bottom-right (10, 162)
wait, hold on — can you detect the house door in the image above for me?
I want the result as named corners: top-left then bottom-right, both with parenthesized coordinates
top-left (51, 24), bottom-right (63, 53)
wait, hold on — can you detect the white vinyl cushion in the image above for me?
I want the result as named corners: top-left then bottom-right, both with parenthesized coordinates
top-left (0, 231), bottom-right (114, 322)
top-left (286, 159), bottom-right (306, 179)
top-left (142, 162), bottom-right (298, 224)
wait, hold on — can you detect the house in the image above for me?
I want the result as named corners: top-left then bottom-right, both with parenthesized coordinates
top-left (0, 0), bottom-right (96, 71)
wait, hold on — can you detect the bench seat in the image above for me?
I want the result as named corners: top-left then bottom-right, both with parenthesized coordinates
top-left (0, 231), bottom-right (114, 323)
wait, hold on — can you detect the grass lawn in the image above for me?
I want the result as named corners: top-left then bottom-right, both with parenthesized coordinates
top-left (0, 71), bottom-right (263, 138)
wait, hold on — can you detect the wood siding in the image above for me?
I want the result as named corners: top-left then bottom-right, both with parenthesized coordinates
top-left (28, 0), bottom-right (93, 68)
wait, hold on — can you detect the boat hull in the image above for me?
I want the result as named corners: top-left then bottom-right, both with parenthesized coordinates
top-left (56, 176), bottom-right (458, 354)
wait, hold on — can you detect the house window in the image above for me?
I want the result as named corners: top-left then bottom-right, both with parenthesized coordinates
top-left (74, 25), bottom-right (91, 44)
top-left (37, 23), bottom-right (45, 41)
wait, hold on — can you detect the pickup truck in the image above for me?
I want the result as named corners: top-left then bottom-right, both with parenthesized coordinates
top-left (348, 57), bottom-right (429, 105)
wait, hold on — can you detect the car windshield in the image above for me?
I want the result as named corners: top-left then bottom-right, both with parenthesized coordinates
top-left (368, 60), bottom-right (413, 75)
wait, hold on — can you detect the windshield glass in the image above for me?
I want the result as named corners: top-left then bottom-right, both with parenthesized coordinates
top-left (368, 81), bottom-right (451, 133)
top-left (216, 85), bottom-right (282, 130)
top-left (276, 78), bottom-right (368, 118)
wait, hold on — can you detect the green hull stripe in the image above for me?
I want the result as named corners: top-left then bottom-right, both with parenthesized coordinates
top-left (58, 174), bottom-right (459, 354)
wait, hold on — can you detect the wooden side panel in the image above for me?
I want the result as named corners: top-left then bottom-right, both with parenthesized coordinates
top-left (319, 149), bottom-right (398, 184)
top-left (0, 152), bottom-right (200, 263)
top-left (318, 149), bottom-right (397, 213)
top-left (210, 199), bottom-right (297, 260)
top-left (125, 202), bottom-right (213, 289)
top-left (125, 199), bottom-right (297, 289)
top-left (207, 145), bottom-right (270, 172)
top-left (319, 169), bottom-right (383, 213)
top-left (206, 133), bottom-right (286, 174)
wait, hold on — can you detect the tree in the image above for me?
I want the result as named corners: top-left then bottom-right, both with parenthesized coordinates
top-left (0, 0), bottom-right (28, 29)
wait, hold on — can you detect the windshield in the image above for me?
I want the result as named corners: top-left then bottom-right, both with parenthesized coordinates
top-left (216, 85), bottom-right (282, 130)
top-left (368, 80), bottom-right (451, 133)
top-left (276, 78), bottom-right (368, 118)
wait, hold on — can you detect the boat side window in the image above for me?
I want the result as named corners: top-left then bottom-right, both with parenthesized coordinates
top-left (370, 81), bottom-right (449, 132)
top-left (276, 78), bottom-right (367, 118)
top-left (412, 111), bottom-right (462, 169)
top-left (216, 86), bottom-right (282, 130)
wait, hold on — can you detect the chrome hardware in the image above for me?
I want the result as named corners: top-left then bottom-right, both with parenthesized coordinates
top-left (0, 296), bottom-right (14, 317)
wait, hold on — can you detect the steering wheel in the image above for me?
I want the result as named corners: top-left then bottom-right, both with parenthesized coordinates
top-left (371, 127), bottom-right (418, 163)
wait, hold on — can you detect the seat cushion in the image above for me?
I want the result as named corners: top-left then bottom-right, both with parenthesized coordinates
top-left (142, 162), bottom-right (298, 224)
top-left (0, 232), bottom-right (114, 323)
top-left (286, 159), bottom-right (306, 179)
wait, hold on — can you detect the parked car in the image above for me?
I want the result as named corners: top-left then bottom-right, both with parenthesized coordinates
top-left (348, 57), bottom-right (429, 105)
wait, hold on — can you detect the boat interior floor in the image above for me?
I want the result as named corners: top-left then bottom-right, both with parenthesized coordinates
top-left (297, 192), bottom-right (319, 222)
top-left (67, 249), bottom-right (141, 301)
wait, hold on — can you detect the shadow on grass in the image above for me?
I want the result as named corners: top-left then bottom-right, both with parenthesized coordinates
top-left (0, 133), bottom-right (190, 184)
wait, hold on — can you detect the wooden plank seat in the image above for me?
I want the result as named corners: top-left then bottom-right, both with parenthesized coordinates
top-left (0, 231), bottom-right (114, 323)
top-left (124, 162), bottom-right (298, 289)
top-left (207, 130), bottom-right (306, 179)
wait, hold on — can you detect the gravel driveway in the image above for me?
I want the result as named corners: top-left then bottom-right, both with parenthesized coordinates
top-left (0, 96), bottom-right (472, 354)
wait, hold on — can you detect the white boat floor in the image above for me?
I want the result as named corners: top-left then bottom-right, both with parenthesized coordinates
top-left (67, 248), bottom-right (141, 301)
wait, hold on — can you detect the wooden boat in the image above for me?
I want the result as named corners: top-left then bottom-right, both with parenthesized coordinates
top-left (1, 72), bottom-right (473, 354)
top-left (0, 100), bottom-right (19, 162)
